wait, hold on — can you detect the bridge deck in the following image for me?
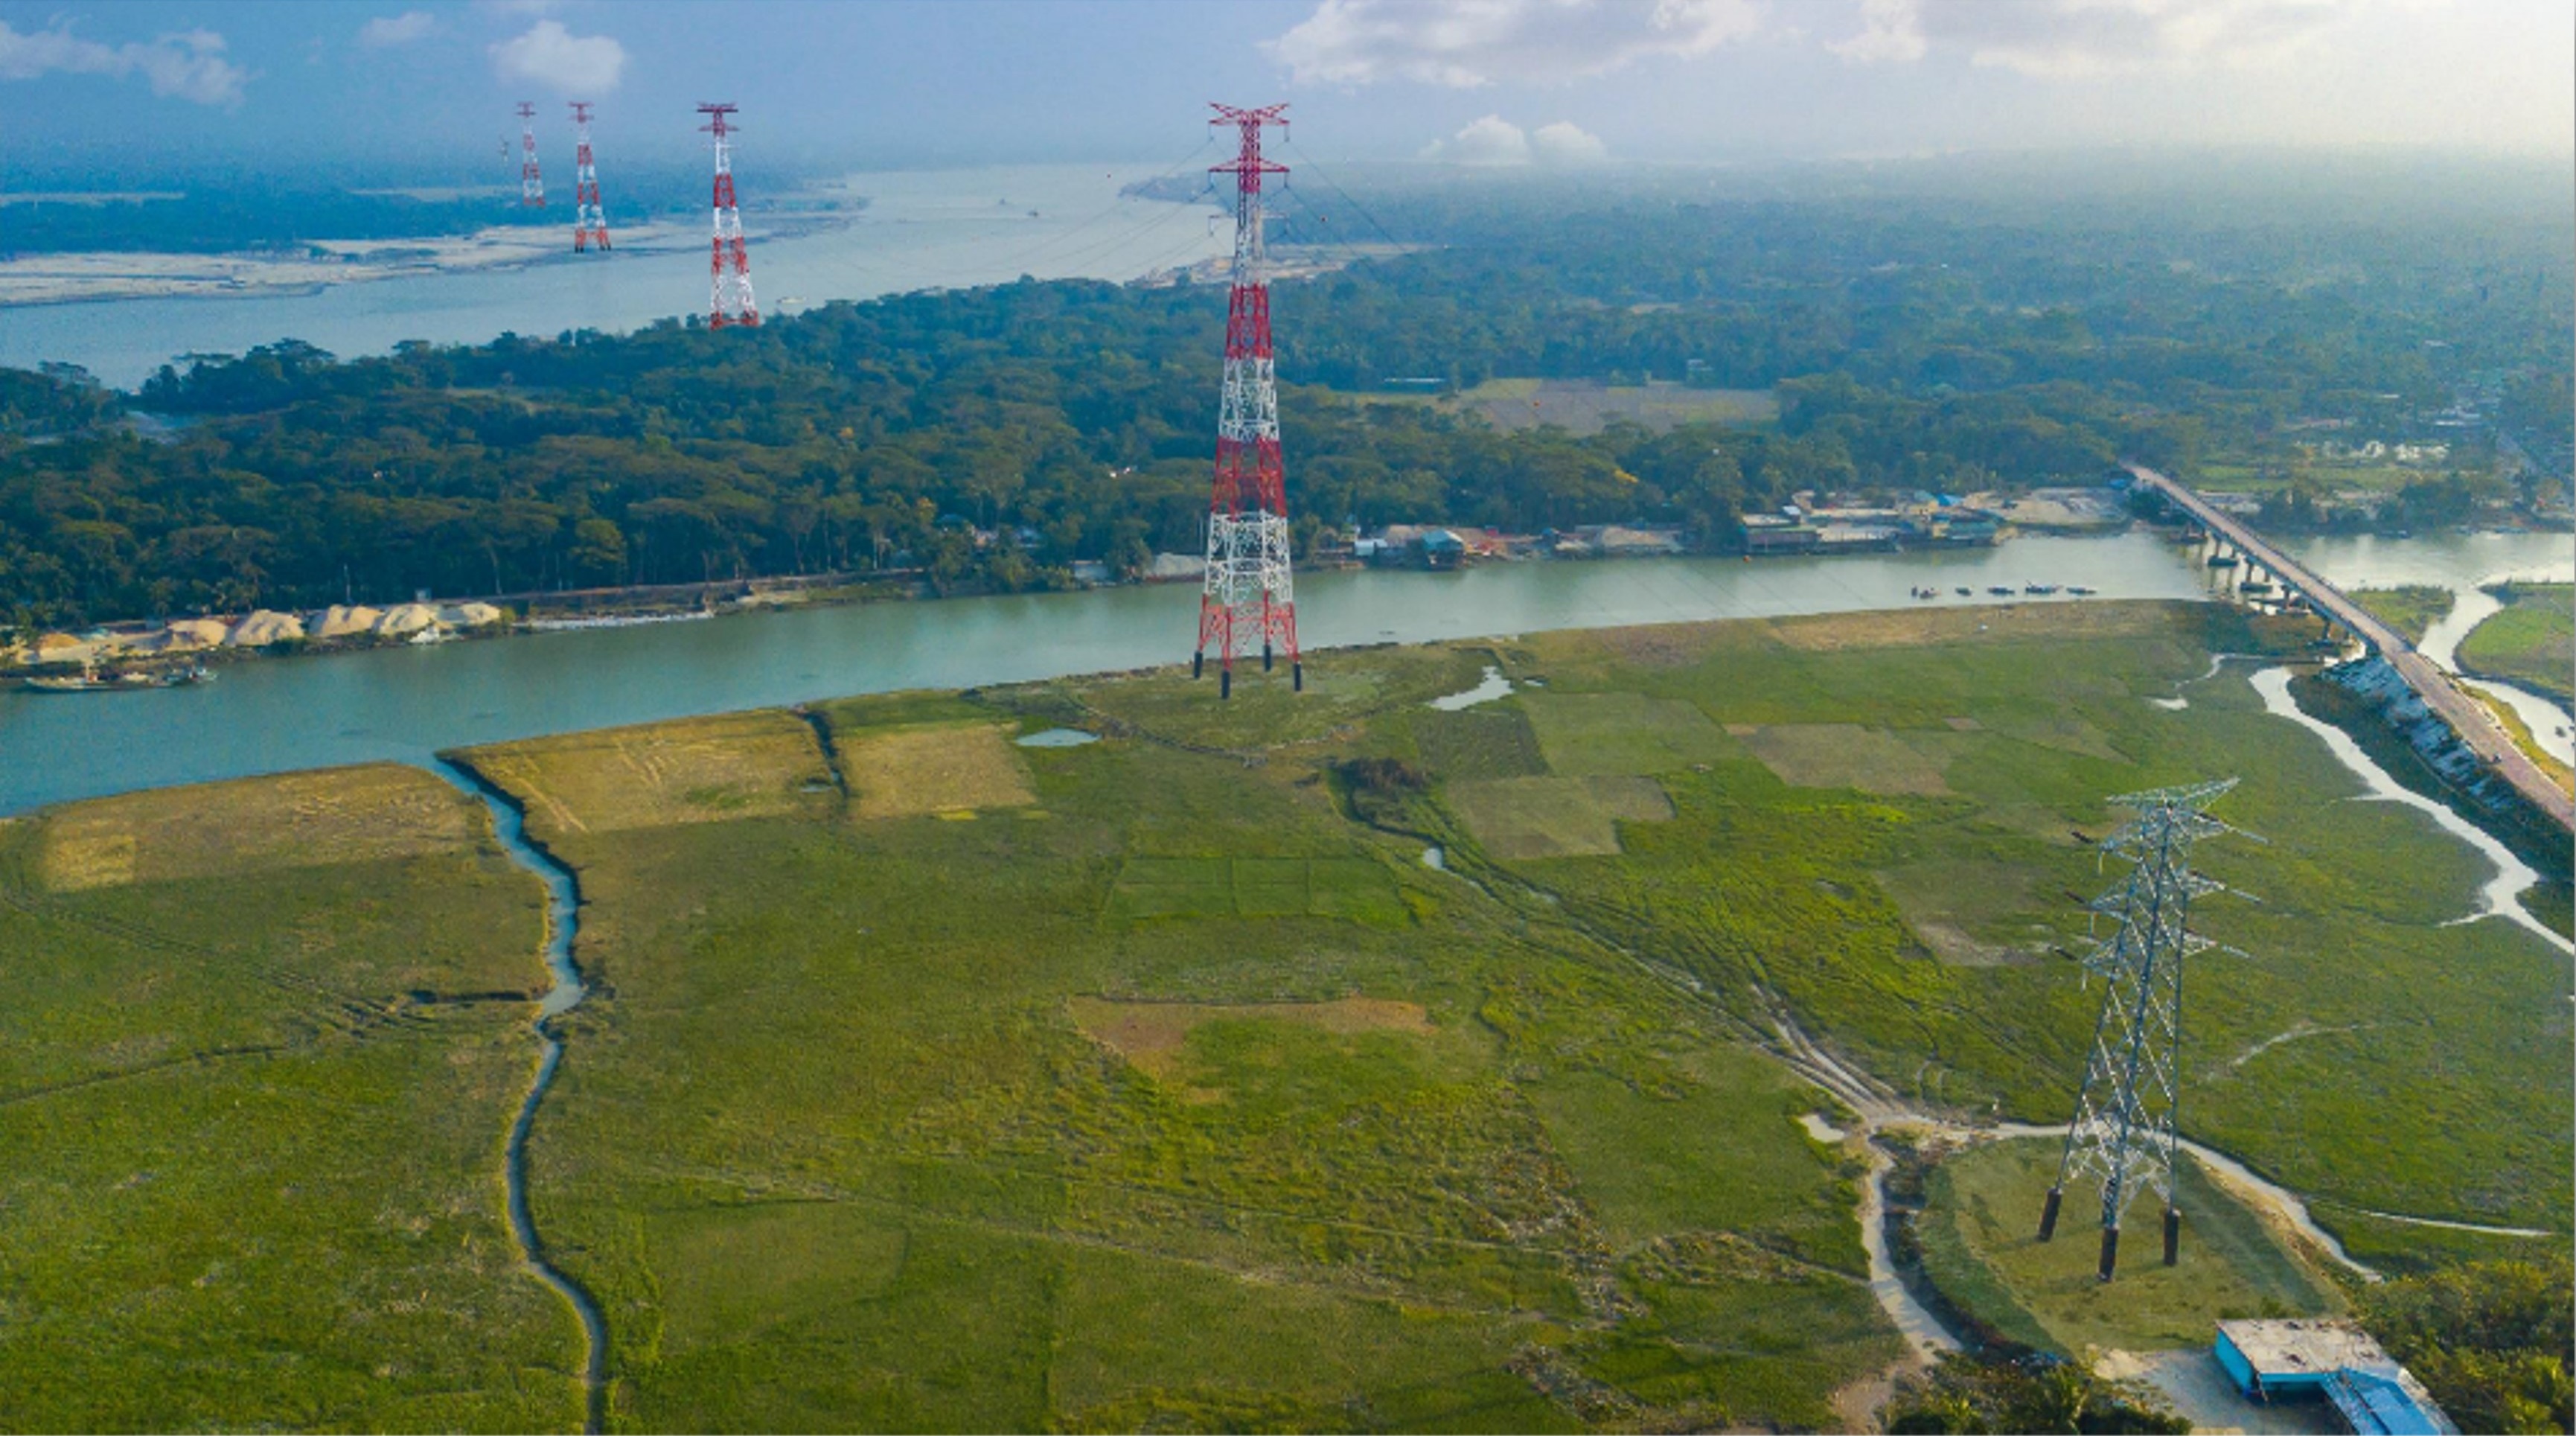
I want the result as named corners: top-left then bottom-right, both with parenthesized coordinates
top-left (2126, 464), bottom-right (2572, 835)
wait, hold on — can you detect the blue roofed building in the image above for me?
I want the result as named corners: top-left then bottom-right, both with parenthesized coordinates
top-left (2215, 1319), bottom-right (2456, 1435)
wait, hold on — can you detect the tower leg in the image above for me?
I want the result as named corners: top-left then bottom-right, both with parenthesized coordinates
top-left (1292, 662), bottom-right (1303, 692)
top-left (1193, 651), bottom-right (1204, 680)
top-left (2097, 1225), bottom-right (2121, 1283)
top-left (1220, 668), bottom-right (1231, 701)
top-left (2163, 1206), bottom-right (2181, 1266)
top-left (2038, 1185), bottom-right (2063, 1241)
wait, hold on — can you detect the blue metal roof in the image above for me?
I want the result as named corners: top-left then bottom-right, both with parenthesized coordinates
top-left (2328, 1368), bottom-right (2455, 1436)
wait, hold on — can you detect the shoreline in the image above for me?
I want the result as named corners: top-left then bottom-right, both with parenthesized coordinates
top-left (0, 212), bottom-right (851, 312)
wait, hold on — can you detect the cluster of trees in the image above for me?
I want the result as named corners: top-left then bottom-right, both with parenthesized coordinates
top-left (2360, 1260), bottom-right (2572, 1436)
top-left (1, 172), bottom-right (2566, 628)
top-left (1882, 1352), bottom-right (2186, 1434)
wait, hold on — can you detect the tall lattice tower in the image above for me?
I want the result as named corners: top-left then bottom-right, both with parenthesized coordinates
top-left (2037, 778), bottom-right (2243, 1281)
top-left (1191, 102), bottom-right (1299, 699)
top-left (517, 102), bottom-right (545, 207)
top-left (569, 101), bottom-right (609, 252)
top-left (698, 103), bottom-right (758, 328)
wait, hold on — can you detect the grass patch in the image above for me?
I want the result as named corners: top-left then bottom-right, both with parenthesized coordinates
top-left (1874, 858), bottom-right (2082, 966)
top-left (1917, 1137), bottom-right (2336, 1356)
top-left (1067, 995), bottom-right (1435, 1082)
top-left (1108, 855), bottom-right (1407, 925)
top-left (839, 721), bottom-right (1035, 819)
top-left (1739, 724), bottom-right (1952, 796)
top-left (1448, 774), bottom-right (1674, 859)
top-left (1414, 704), bottom-right (1548, 780)
top-left (2351, 584), bottom-right (2455, 646)
top-left (0, 783), bottom-right (578, 1432)
top-left (37, 763), bottom-right (478, 890)
top-left (461, 709), bottom-right (832, 837)
top-left (1519, 690), bottom-right (1737, 776)
top-left (2460, 583), bottom-right (2574, 707)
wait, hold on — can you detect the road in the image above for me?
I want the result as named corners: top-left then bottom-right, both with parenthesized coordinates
top-left (2125, 463), bottom-right (2574, 833)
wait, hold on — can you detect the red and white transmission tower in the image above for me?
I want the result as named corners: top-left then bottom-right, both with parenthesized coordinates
top-left (1192, 102), bottom-right (1298, 699)
top-left (569, 101), bottom-right (609, 252)
top-left (517, 102), bottom-right (545, 206)
top-left (698, 103), bottom-right (758, 328)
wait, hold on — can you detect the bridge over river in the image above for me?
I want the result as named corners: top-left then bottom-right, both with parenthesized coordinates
top-left (2125, 463), bottom-right (2574, 834)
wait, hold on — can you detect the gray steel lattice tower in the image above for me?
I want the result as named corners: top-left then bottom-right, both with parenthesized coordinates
top-left (2036, 778), bottom-right (2241, 1281)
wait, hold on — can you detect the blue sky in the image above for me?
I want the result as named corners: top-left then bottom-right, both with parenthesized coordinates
top-left (3, 1), bottom-right (2569, 182)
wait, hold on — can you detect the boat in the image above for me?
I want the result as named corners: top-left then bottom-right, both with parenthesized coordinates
top-left (1988, 585), bottom-right (2015, 596)
top-left (2024, 583), bottom-right (2059, 595)
top-left (1954, 587), bottom-right (1972, 596)
top-left (2068, 585), bottom-right (2097, 596)
top-left (23, 664), bottom-right (212, 692)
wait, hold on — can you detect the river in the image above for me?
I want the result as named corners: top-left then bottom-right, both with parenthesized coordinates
top-left (1, 534), bottom-right (2217, 815)
top-left (10, 529), bottom-right (2573, 818)
top-left (2285, 531), bottom-right (2575, 765)
top-left (1, 163), bottom-right (1231, 388)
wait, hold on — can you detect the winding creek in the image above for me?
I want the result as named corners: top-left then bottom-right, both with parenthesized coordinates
top-left (431, 760), bottom-right (608, 1433)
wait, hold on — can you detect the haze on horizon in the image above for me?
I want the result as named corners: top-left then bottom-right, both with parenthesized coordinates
top-left (0, 0), bottom-right (2568, 185)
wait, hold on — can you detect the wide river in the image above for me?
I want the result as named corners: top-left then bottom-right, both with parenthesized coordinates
top-left (4, 529), bottom-right (2566, 817)
top-left (1, 163), bottom-right (1233, 388)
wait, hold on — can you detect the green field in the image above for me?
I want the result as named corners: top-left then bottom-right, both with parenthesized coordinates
top-left (1914, 1138), bottom-right (2336, 1357)
top-left (2461, 582), bottom-right (2575, 707)
top-left (7, 599), bottom-right (2569, 1430)
top-left (2353, 584), bottom-right (2455, 645)
top-left (0, 768), bottom-right (581, 1432)
top-left (1346, 377), bottom-right (1778, 435)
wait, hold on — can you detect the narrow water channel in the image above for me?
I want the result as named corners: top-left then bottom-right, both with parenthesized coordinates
top-left (432, 759), bottom-right (608, 1435)
top-left (2249, 666), bottom-right (2572, 954)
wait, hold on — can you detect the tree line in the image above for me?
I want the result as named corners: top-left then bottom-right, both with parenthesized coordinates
top-left (2, 177), bottom-right (2566, 629)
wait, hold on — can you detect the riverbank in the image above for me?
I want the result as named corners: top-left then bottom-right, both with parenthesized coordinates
top-left (0, 532), bottom-right (2218, 816)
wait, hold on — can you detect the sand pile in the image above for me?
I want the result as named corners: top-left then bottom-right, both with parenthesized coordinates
top-left (312, 604), bottom-right (383, 639)
top-left (158, 619), bottom-right (230, 651)
top-left (376, 603), bottom-right (439, 637)
top-left (438, 601), bottom-right (505, 628)
top-left (227, 610), bottom-right (305, 646)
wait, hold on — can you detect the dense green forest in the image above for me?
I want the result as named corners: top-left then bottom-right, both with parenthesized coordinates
top-left (1, 164), bottom-right (2567, 628)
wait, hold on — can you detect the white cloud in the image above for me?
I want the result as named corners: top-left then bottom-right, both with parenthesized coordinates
top-left (1828, 0), bottom-right (1926, 63)
top-left (1530, 120), bottom-right (1611, 162)
top-left (1422, 113), bottom-right (1534, 163)
top-left (1271, 0), bottom-right (1764, 87)
top-left (1830, 0), bottom-right (2353, 77)
top-left (359, 12), bottom-right (438, 48)
top-left (490, 19), bottom-right (624, 94)
top-left (0, 20), bottom-right (249, 104)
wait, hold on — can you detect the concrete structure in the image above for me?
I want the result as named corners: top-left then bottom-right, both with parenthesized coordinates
top-left (2214, 1320), bottom-right (2455, 1435)
top-left (2126, 463), bottom-right (2574, 833)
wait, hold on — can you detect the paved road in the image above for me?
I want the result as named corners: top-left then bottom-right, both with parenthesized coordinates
top-left (2126, 463), bottom-right (2574, 833)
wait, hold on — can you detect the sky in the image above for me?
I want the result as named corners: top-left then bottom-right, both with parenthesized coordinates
top-left (1, 0), bottom-right (2569, 183)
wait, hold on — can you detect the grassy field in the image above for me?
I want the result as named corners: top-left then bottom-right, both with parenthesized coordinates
top-left (470, 660), bottom-right (1896, 1431)
top-left (1914, 1138), bottom-right (2337, 1356)
top-left (0, 766), bottom-right (581, 1432)
top-left (12, 595), bottom-right (2568, 1430)
top-left (2351, 584), bottom-right (2455, 646)
top-left (2461, 583), bottom-right (2574, 707)
top-left (2199, 461), bottom-right (2478, 495)
top-left (1345, 377), bottom-right (1777, 435)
